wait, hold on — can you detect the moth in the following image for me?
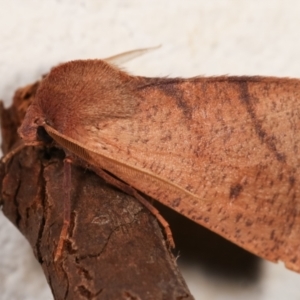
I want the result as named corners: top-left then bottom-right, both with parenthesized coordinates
top-left (16, 50), bottom-right (300, 272)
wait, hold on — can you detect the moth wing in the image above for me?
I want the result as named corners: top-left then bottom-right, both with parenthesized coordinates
top-left (45, 76), bottom-right (300, 273)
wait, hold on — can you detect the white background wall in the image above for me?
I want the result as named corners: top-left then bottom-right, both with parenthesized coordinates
top-left (0, 1), bottom-right (300, 299)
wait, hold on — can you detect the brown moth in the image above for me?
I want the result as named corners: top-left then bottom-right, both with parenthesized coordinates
top-left (17, 56), bottom-right (300, 272)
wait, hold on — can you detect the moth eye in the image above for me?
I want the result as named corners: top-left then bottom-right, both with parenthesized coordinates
top-left (37, 126), bottom-right (53, 144)
top-left (34, 118), bottom-right (46, 126)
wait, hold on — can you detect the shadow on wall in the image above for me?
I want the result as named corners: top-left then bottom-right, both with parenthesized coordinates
top-left (156, 202), bottom-right (261, 282)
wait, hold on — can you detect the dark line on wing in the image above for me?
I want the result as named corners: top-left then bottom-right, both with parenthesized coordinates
top-left (158, 82), bottom-right (192, 119)
top-left (237, 80), bottom-right (286, 162)
top-left (136, 77), bottom-right (193, 119)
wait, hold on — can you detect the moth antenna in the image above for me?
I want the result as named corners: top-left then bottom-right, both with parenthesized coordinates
top-left (44, 124), bottom-right (204, 206)
top-left (43, 120), bottom-right (175, 249)
top-left (104, 45), bottom-right (161, 65)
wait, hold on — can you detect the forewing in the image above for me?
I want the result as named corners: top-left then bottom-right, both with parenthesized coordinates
top-left (47, 76), bottom-right (300, 272)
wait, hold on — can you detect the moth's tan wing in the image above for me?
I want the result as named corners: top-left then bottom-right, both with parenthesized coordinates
top-left (49, 76), bottom-right (300, 272)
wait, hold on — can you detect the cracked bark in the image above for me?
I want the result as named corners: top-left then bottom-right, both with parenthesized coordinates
top-left (0, 82), bottom-right (194, 299)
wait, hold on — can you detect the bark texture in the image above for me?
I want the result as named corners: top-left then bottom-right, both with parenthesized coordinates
top-left (0, 83), bottom-right (194, 300)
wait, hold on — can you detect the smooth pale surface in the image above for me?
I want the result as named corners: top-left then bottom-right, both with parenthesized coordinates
top-left (1, 1), bottom-right (300, 299)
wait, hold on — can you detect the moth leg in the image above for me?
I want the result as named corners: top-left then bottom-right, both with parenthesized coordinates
top-left (2, 140), bottom-right (43, 164)
top-left (130, 188), bottom-right (175, 249)
top-left (54, 157), bottom-right (72, 261)
top-left (93, 167), bottom-right (175, 249)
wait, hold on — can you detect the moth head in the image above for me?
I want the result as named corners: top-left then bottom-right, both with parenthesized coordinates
top-left (18, 103), bottom-right (51, 144)
top-left (19, 59), bottom-right (138, 144)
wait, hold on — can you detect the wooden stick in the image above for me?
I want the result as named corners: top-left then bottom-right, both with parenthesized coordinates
top-left (0, 82), bottom-right (194, 300)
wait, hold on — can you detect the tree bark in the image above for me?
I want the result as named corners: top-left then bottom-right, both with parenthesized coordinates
top-left (0, 82), bottom-right (194, 300)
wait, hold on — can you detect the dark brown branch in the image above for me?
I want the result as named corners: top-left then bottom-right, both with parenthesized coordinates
top-left (0, 82), bottom-right (194, 299)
